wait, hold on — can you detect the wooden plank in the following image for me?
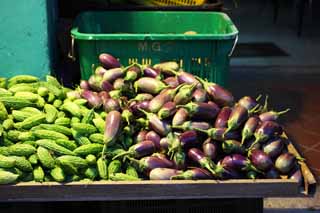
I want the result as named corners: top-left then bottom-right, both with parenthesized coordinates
top-left (0, 179), bottom-right (299, 202)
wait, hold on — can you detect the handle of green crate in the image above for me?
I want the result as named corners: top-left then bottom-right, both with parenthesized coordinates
top-left (228, 35), bottom-right (238, 57)
top-left (68, 35), bottom-right (76, 61)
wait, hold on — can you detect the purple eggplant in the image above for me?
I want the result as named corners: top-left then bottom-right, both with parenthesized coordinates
top-left (81, 90), bottom-right (102, 108)
top-left (196, 127), bottom-right (240, 141)
top-left (192, 88), bottom-right (207, 103)
top-left (158, 102), bottom-right (177, 119)
top-left (176, 71), bottom-right (199, 85)
top-left (220, 167), bottom-right (243, 179)
top-left (222, 140), bottom-right (245, 154)
top-left (265, 168), bottom-right (280, 179)
top-left (178, 102), bottom-right (220, 121)
top-left (241, 116), bottom-right (260, 145)
top-left (102, 68), bottom-right (124, 83)
top-left (130, 93), bottom-right (154, 102)
top-left (99, 53), bottom-right (121, 69)
top-left (244, 138), bottom-right (261, 151)
top-left (124, 64), bottom-right (141, 81)
top-left (149, 84), bottom-right (183, 113)
top-left (80, 80), bottom-right (90, 90)
top-left (221, 154), bottom-right (259, 173)
top-left (103, 98), bottom-right (120, 112)
top-left (172, 108), bottom-right (188, 126)
top-left (202, 138), bottom-right (218, 161)
top-left (214, 106), bottom-right (232, 128)
top-left (135, 130), bottom-right (147, 143)
top-left (160, 137), bottom-right (170, 151)
top-left (225, 105), bottom-right (248, 135)
top-left (98, 91), bottom-right (110, 103)
top-left (149, 168), bottom-right (182, 180)
top-left (179, 130), bottom-right (198, 148)
top-left (163, 77), bottom-right (179, 88)
top-left (95, 66), bottom-right (108, 76)
top-left (171, 168), bottom-right (212, 180)
top-left (249, 121), bottom-right (283, 150)
top-left (139, 109), bottom-right (172, 136)
top-left (129, 101), bottom-right (150, 116)
top-left (196, 77), bottom-right (234, 107)
top-left (134, 77), bottom-right (168, 95)
top-left (275, 153), bottom-right (296, 174)
top-left (249, 150), bottom-right (273, 171)
top-left (188, 148), bottom-right (223, 176)
top-left (173, 121), bottom-right (211, 131)
top-left (238, 96), bottom-right (260, 113)
top-left (289, 168), bottom-right (303, 184)
top-left (104, 111), bottom-right (121, 146)
top-left (128, 156), bottom-right (174, 175)
top-left (145, 131), bottom-right (161, 150)
top-left (143, 66), bottom-right (161, 79)
top-left (173, 83), bottom-right (197, 105)
top-left (262, 137), bottom-right (284, 158)
top-left (113, 140), bottom-right (156, 160)
top-left (88, 75), bottom-right (102, 91)
top-left (101, 80), bottom-right (114, 92)
top-left (259, 109), bottom-right (290, 122)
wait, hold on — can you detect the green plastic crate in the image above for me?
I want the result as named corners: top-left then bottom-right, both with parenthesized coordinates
top-left (71, 11), bottom-right (238, 86)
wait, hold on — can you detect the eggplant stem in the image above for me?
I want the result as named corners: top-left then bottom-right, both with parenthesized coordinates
top-left (276, 108), bottom-right (291, 115)
top-left (112, 151), bottom-right (130, 160)
top-left (101, 144), bottom-right (107, 159)
top-left (194, 127), bottom-right (207, 134)
top-left (261, 95), bottom-right (269, 113)
top-left (247, 138), bottom-right (259, 154)
top-left (255, 94), bottom-right (262, 101)
top-left (249, 104), bottom-right (261, 114)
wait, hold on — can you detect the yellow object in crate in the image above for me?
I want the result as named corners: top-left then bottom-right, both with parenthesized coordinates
top-left (132, 0), bottom-right (207, 6)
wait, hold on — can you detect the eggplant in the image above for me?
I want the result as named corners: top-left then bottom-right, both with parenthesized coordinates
top-left (129, 101), bottom-right (150, 117)
top-left (265, 168), bottom-right (280, 179)
top-left (98, 91), bottom-right (110, 104)
top-left (196, 77), bottom-right (234, 106)
top-left (99, 53), bottom-right (121, 69)
top-left (196, 127), bottom-right (241, 141)
top-left (220, 167), bottom-right (243, 179)
top-left (222, 140), bottom-right (245, 154)
top-left (113, 140), bottom-right (156, 160)
top-left (221, 154), bottom-right (259, 173)
top-left (275, 153), bottom-right (296, 174)
top-left (134, 77), bottom-right (168, 95)
top-left (135, 130), bottom-right (147, 143)
top-left (225, 104), bottom-right (248, 135)
top-left (214, 106), bottom-right (232, 128)
top-left (202, 138), bottom-right (218, 161)
top-left (145, 131), bottom-right (161, 150)
top-left (238, 96), bottom-right (260, 113)
top-left (176, 71), bottom-right (199, 85)
top-left (88, 74), bottom-right (103, 91)
top-left (249, 150), bottom-right (273, 171)
top-left (188, 148), bottom-right (223, 176)
top-left (172, 108), bottom-right (188, 126)
top-left (102, 68), bottom-right (124, 83)
top-left (103, 98), bottom-right (121, 112)
top-left (104, 110), bottom-right (121, 148)
top-left (289, 168), bottom-right (303, 184)
top-left (139, 109), bottom-right (172, 136)
top-left (81, 90), bottom-right (102, 108)
top-left (262, 137), bottom-right (284, 158)
top-left (179, 130), bottom-right (198, 148)
top-left (241, 116), bottom-right (260, 145)
top-left (95, 66), bottom-right (108, 76)
top-left (192, 88), bottom-right (207, 103)
top-left (101, 80), bottom-right (114, 92)
top-left (171, 168), bottom-right (212, 180)
top-left (124, 64), bottom-right (141, 81)
top-left (178, 102), bottom-right (220, 121)
top-left (173, 121), bottom-right (211, 131)
top-left (128, 156), bottom-right (174, 174)
top-left (113, 78), bottom-right (127, 91)
top-left (163, 77), bottom-right (179, 88)
top-left (259, 109), bottom-right (290, 122)
top-left (143, 66), bottom-right (161, 79)
top-left (158, 102), bottom-right (177, 119)
top-left (160, 137), bottom-right (170, 151)
top-left (149, 84), bottom-right (183, 113)
top-left (149, 168), bottom-right (182, 180)
top-left (80, 80), bottom-right (90, 90)
top-left (173, 83), bottom-right (197, 105)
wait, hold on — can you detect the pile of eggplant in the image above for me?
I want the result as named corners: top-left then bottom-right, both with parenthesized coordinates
top-left (76, 53), bottom-right (303, 182)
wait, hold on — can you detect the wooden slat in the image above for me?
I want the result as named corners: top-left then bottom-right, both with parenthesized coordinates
top-left (0, 179), bottom-right (299, 202)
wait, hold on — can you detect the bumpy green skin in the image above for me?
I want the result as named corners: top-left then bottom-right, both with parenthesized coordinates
top-left (40, 124), bottom-right (72, 136)
top-left (18, 132), bottom-right (35, 141)
top-left (92, 118), bottom-right (105, 133)
top-left (82, 109), bottom-right (95, 124)
top-left (73, 144), bottom-right (103, 156)
top-left (33, 129), bottom-right (69, 140)
top-left (0, 101), bottom-right (8, 121)
top-left (36, 139), bottom-right (75, 156)
top-left (0, 88), bottom-right (12, 97)
top-left (28, 154), bottom-right (38, 165)
top-left (50, 167), bottom-right (66, 182)
top-left (54, 117), bottom-right (71, 127)
top-left (55, 139), bottom-right (77, 151)
top-left (97, 157), bottom-right (108, 180)
top-left (61, 102), bottom-right (82, 118)
top-left (33, 166), bottom-right (45, 182)
top-left (37, 87), bottom-right (49, 97)
top-left (0, 170), bottom-right (19, 184)
top-left (108, 160), bottom-right (122, 176)
top-left (12, 110), bottom-right (34, 122)
top-left (109, 173), bottom-right (140, 181)
top-left (56, 155), bottom-right (88, 169)
top-left (23, 141), bottom-right (36, 147)
top-left (0, 154), bottom-right (16, 168)
top-left (14, 114), bottom-right (46, 130)
top-left (0, 147), bottom-right (9, 156)
top-left (89, 133), bottom-right (104, 144)
top-left (2, 138), bottom-right (14, 146)
top-left (37, 146), bottom-right (55, 169)
top-left (125, 165), bottom-right (139, 178)
top-left (6, 130), bottom-right (21, 142)
top-left (53, 99), bottom-right (63, 108)
top-left (8, 84), bottom-right (38, 93)
top-left (47, 93), bottom-right (55, 103)
top-left (72, 131), bottom-right (91, 146)
top-left (8, 144), bottom-right (36, 156)
top-left (57, 111), bottom-right (66, 118)
top-left (71, 123), bottom-right (97, 135)
top-left (85, 154), bottom-right (97, 166)
top-left (74, 99), bottom-right (88, 106)
top-left (8, 75), bottom-right (39, 85)
top-left (11, 156), bottom-right (33, 172)
top-left (0, 97), bottom-right (37, 109)
top-left (44, 104), bottom-right (58, 123)
top-left (84, 167), bottom-right (98, 180)
top-left (2, 119), bottom-right (14, 130)
top-left (14, 92), bottom-right (39, 102)
top-left (40, 82), bottom-right (65, 100)
top-left (20, 107), bottom-right (42, 114)
top-left (71, 117), bottom-right (81, 125)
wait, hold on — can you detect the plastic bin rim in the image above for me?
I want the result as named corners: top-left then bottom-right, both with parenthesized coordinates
top-left (71, 11), bottom-right (239, 41)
